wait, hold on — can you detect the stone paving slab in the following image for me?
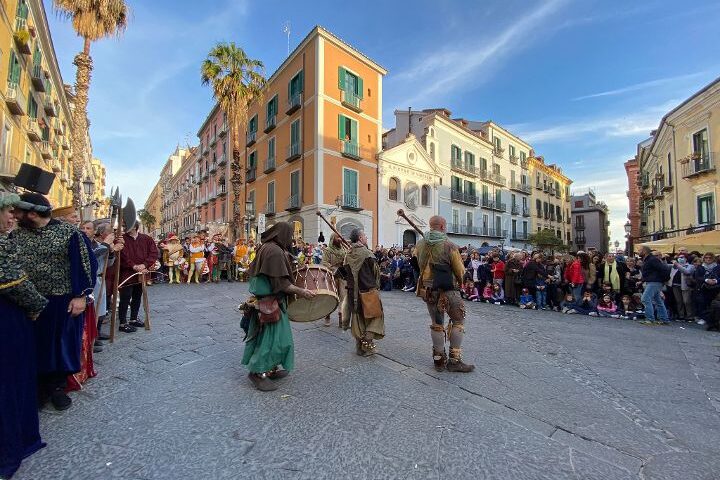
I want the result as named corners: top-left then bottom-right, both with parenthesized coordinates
top-left (14, 284), bottom-right (720, 479)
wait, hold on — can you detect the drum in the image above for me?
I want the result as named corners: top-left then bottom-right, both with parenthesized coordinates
top-left (287, 265), bottom-right (339, 322)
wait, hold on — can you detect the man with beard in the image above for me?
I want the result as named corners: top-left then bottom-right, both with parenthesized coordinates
top-left (242, 222), bottom-right (315, 391)
top-left (11, 193), bottom-right (97, 410)
top-left (342, 228), bottom-right (385, 355)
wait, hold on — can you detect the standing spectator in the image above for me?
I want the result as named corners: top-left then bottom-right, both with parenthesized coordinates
top-left (639, 246), bottom-right (670, 324)
top-left (672, 254), bottom-right (695, 321)
top-left (692, 253), bottom-right (719, 323)
top-left (466, 251), bottom-right (482, 292)
top-left (624, 257), bottom-right (643, 295)
top-left (564, 253), bottom-right (585, 301)
top-left (522, 253), bottom-right (544, 299)
top-left (546, 257), bottom-right (562, 311)
top-left (217, 238), bottom-right (234, 282)
top-left (597, 253), bottom-right (627, 300)
top-left (504, 253), bottom-right (522, 305)
top-left (491, 254), bottom-right (505, 287)
top-left (579, 251), bottom-right (596, 294)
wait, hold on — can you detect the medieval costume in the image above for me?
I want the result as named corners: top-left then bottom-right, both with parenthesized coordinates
top-left (163, 234), bottom-right (184, 284)
top-left (322, 234), bottom-right (347, 328)
top-left (114, 225), bottom-right (158, 332)
top-left (0, 195), bottom-right (48, 479)
top-left (233, 239), bottom-right (249, 281)
top-left (343, 240), bottom-right (385, 355)
top-left (207, 235), bottom-right (220, 282)
top-left (187, 237), bottom-right (205, 283)
top-left (415, 226), bottom-right (474, 372)
top-left (217, 240), bottom-right (234, 282)
top-left (242, 223), bottom-right (299, 391)
top-left (12, 193), bottom-right (98, 410)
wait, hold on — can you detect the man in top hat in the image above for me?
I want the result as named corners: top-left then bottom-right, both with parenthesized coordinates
top-left (12, 193), bottom-right (97, 410)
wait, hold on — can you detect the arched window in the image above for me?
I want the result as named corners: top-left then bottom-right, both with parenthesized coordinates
top-left (421, 185), bottom-right (431, 206)
top-left (429, 142), bottom-right (435, 160)
top-left (389, 177), bottom-right (400, 201)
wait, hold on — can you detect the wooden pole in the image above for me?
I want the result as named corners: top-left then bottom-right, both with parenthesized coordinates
top-left (141, 271), bottom-right (151, 331)
top-left (316, 211), bottom-right (351, 248)
top-left (397, 209), bottom-right (425, 238)
top-left (109, 207), bottom-right (122, 343)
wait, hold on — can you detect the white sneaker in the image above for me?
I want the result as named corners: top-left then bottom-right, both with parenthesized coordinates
top-left (697, 319), bottom-right (706, 325)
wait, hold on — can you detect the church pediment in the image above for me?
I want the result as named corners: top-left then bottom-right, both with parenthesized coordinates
top-left (379, 138), bottom-right (440, 177)
top-left (394, 212), bottom-right (428, 227)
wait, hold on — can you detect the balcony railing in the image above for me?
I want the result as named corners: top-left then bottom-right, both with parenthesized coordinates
top-left (511, 232), bottom-right (529, 241)
top-left (478, 227), bottom-right (506, 238)
top-left (509, 155), bottom-right (519, 165)
top-left (62, 138), bottom-right (70, 150)
top-left (511, 204), bottom-right (519, 215)
top-left (340, 193), bottom-right (362, 210)
top-left (13, 18), bottom-right (31, 55)
top-left (217, 185), bottom-right (227, 197)
top-left (246, 130), bottom-right (256, 147)
top-left (246, 166), bottom-right (256, 183)
top-left (209, 133), bottom-right (217, 147)
top-left (31, 64), bottom-right (47, 92)
top-left (5, 82), bottom-right (26, 116)
top-left (0, 155), bottom-right (22, 179)
top-left (286, 92), bottom-right (301, 114)
top-left (286, 142), bottom-right (301, 162)
top-left (575, 237), bottom-right (586, 245)
top-left (493, 146), bottom-right (505, 158)
top-left (480, 198), bottom-right (505, 212)
top-left (217, 153), bottom-right (227, 166)
top-left (341, 90), bottom-right (362, 112)
top-left (39, 141), bottom-right (51, 159)
top-left (209, 161), bottom-right (217, 173)
top-left (286, 194), bottom-right (301, 211)
top-left (510, 180), bottom-right (531, 194)
top-left (681, 153), bottom-right (715, 178)
top-left (264, 202), bottom-right (276, 216)
top-left (26, 117), bottom-right (41, 141)
top-left (264, 114), bottom-right (276, 133)
top-left (342, 141), bottom-right (361, 160)
top-left (218, 122), bottom-right (227, 137)
top-left (522, 207), bottom-right (531, 217)
top-left (264, 156), bottom-right (276, 174)
top-left (520, 159), bottom-right (529, 170)
top-left (43, 97), bottom-right (57, 117)
top-left (450, 158), bottom-right (478, 177)
top-left (202, 144), bottom-right (209, 156)
top-left (450, 190), bottom-right (478, 206)
top-left (479, 170), bottom-right (506, 187)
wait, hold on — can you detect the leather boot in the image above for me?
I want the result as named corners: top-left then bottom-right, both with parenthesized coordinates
top-left (432, 348), bottom-right (447, 372)
top-left (447, 347), bottom-right (474, 373)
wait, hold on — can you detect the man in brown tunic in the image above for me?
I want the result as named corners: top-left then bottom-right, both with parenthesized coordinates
top-left (414, 216), bottom-right (474, 372)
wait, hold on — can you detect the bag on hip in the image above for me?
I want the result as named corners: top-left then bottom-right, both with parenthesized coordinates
top-left (257, 297), bottom-right (281, 324)
top-left (360, 289), bottom-right (383, 318)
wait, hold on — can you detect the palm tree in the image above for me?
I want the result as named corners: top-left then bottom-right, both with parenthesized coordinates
top-left (137, 208), bottom-right (156, 233)
top-left (53, 0), bottom-right (128, 210)
top-left (201, 43), bottom-right (265, 239)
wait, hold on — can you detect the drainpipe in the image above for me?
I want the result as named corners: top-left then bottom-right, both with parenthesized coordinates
top-left (667, 122), bottom-right (680, 229)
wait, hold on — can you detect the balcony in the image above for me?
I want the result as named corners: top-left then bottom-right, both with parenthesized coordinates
top-left (511, 232), bottom-right (529, 241)
top-left (478, 227), bottom-right (506, 238)
top-left (681, 153), bottom-right (715, 179)
top-left (549, 213), bottom-right (556, 222)
top-left (522, 207), bottom-right (531, 217)
top-left (217, 153), bottom-right (227, 166)
top-left (209, 133), bottom-right (217, 147)
top-left (480, 170), bottom-right (506, 187)
top-left (286, 194), bottom-right (301, 211)
top-left (575, 237), bottom-right (586, 246)
top-left (30, 64), bottom-right (46, 92)
top-left (208, 190), bottom-right (217, 202)
top-left (535, 182), bottom-right (543, 190)
top-left (543, 184), bottom-right (550, 193)
top-left (263, 156), bottom-right (276, 174)
top-left (39, 141), bottom-right (51, 159)
top-left (493, 146), bottom-right (505, 158)
top-left (511, 204), bottom-right (519, 215)
top-left (51, 160), bottom-right (61, 172)
top-left (209, 161), bottom-right (217, 174)
top-left (246, 130), bottom-right (256, 147)
top-left (264, 202), bottom-right (276, 217)
top-left (341, 90), bottom-right (362, 112)
top-left (342, 141), bottom-right (361, 160)
top-left (286, 142), bottom-right (301, 162)
top-left (202, 144), bottom-right (209, 156)
top-left (13, 20), bottom-right (31, 55)
top-left (481, 198), bottom-right (507, 212)
top-left (286, 92), bottom-right (301, 115)
top-left (26, 117), bottom-right (41, 141)
top-left (43, 97), bottom-right (57, 117)
top-left (450, 158), bottom-right (478, 177)
top-left (340, 193), bottom-right (362, 211)
top-left (450, 190), bottom-right (479, 206)
top-left (246, 166), bottom-right (256, 183)
top-left (0, 155), bottom-right (21, 180)
top-left (53, 119), bottom-right (62, 135)
top-left (536, 210), bottom-right (543, 219)
top-left (218, 122), bottom-right (227, 137)
top-left (510, 180), bottom-right (531, 194)
top-left (520, 159), bottom-right (529, 170)
top-left (264, 114), bottom-right (276, 133)
top-left (5, 82), bottom-right (26, 115)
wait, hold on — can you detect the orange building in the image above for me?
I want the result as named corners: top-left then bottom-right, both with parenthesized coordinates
top-left (198, 26), bottom-right (386, 244)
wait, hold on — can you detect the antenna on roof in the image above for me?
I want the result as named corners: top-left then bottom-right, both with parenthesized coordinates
top-left (282, 21), bottom-right (291, 55)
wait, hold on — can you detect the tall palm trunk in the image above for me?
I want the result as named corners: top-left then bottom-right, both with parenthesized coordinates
top-left (70, 37), bottom-right (92, 210)
top-left (229, 123), bottom-right (242, 239)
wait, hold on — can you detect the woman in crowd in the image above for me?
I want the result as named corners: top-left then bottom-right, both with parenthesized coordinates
top-left (504, 253), bottom-right (522, 306)
top-left (672, 254), bottom-right (695, 321)
top-left (564, 253), bottom-right (585, 301)
top-left (579, 251), bottom-right (596, 295)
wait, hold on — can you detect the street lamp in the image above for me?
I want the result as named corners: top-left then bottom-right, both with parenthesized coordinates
top-left (624, 221), bottom-right (633, 255)
top-left (83, 177), bottom-right (95, 197)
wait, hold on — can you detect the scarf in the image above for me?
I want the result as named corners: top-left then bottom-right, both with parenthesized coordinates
top-left (604, 262), bottom-right (620, 291)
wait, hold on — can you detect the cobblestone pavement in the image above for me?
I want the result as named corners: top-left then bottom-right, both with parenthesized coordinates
top-left (15, 282), bottom-right (720, 479)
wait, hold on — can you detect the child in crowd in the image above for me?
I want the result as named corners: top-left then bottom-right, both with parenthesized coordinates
top-left (561, 293), bottom-right (577, 314)
top-left (482, 283), bottom-right (494, 303)
top-left (491, 283), bottom-right (505, 305)
top-left (461, 278), bottom-right (480, 302)
top-left (519, 288), bottom-right (536, 309)
top-left (596, 294), bottom-right (618, 318)
top-left (573, 291), bottom-right (597, 315)
top-left (617, 295), bottom-right (635, 319)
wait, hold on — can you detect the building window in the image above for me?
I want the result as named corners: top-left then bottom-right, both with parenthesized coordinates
top-left (266, 95), bottom-right (278, 121)
top-left (338, 114), bottom-right (357, 143)
top-left (669, 205), bottom-right (674, 228)
top-left (421, 185), bottom-right (431, 206)
top-left (290, 170), bottom-right (300, 199)
top-left (343, 168), bottom-right (359, 208)
top-left (576, 215), bottom-right (584, 228)
top-left (429, 142), bottom-right (435, 160)
top-left (466, 211), bottom-right (473, 229)
top-left (451, 145), bottom-right (462, 162)
top-left (338, 66), bottom-right (363, 98)
top-left (389, 177), bottom-right (400, 201)
top-left (451, 175), bottom-right (462, 193)
top-left (289, 70), bottom-right (303, 100)
top-left (667, 152), bottom-right (672, 186)
top-left (697, 194), bottom-right (715, 225)
top-left (291, 119), bottom-right (301, 147)
top-left (692, 128), bottom-right (709, 158)
top-left (574, 200), bottom-right (583, 208)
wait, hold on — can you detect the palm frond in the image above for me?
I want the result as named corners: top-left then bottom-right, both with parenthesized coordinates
top-left (53, 0), bottom-right (128, 41)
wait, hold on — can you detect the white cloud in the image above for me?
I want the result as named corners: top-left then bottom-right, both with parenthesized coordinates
top-left (388, 0), bottom-right (568, 107)
top-left (572, 71), bottom-right (708, 101)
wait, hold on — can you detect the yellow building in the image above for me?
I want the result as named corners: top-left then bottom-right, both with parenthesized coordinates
top-left (143, 182), bottom-right (163, 238)
top-left (637, 76), bottom-right (720, 238)
top-left (90, 156), bottom-right (107, 218)
top-left (528, 154), bottom-right (573, 246)
top-left (0, 0), bottom-right (77, 209)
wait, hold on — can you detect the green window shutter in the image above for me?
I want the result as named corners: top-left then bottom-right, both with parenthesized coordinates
top-left (350, 118), bottom-right (358, 143)
top-left (299, 70), bottom-right (304, 92)
top-left (357, 76), bottom-right (364, 99)
top-left (291, 171), bottom-right (300, 196)
top-left (268, 138), bottom-right (275, 157)
top-left (291, 120), bottom-right (299, 144)
top-left (288, 78), bottom-right (291, 100)
top-left (343, 169), bottom-right (357, 195)
top-left (338, 114), bottom-right (346, 140)
top-left (338, 66), bottom-right (346, 90)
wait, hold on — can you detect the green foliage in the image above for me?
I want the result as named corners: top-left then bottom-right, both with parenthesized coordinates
top-left (13, 29), bottom-right (30, 44)
top-left (528, 228), bottom-right (568, 253)
top-left (138, 209), bottom-right (156, 230)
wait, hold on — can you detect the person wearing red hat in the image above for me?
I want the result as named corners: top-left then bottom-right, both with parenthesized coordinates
top-left (162, 233), bottom-right (184, 284)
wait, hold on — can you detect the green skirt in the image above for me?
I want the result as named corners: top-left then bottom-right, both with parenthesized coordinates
top-left (241, 275), bottom-right (295, 374)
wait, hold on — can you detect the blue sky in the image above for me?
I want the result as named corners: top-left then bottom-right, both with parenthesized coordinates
top-left (44, 0), bottom-right (720, 244)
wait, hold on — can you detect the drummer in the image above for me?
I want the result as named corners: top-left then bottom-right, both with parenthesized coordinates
top-left (242, 222), bottom-right (315, 392)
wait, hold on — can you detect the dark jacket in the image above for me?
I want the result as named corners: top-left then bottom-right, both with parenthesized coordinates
top-left (597, 261), bottom-right (628, 291)
top-left (522, 261), bottom-right (545, 287)
top-left (640, 255), bottom-right (670, 283)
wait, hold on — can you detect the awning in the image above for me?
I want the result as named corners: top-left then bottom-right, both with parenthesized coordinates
top-left (636, 229), bottom-right (720, 254)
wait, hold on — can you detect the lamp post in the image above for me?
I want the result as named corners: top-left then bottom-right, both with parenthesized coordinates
top-left (624, 221), bottom-right (632, 256)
